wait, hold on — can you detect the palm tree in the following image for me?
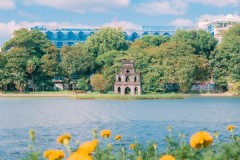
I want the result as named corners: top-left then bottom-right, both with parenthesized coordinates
top-left (13, 72), bottom-right (27, 92)
top-left (26, 59), bottom-right (36, 91)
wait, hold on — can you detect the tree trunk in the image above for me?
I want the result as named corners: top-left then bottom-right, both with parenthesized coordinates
top-left (31, 74), bottom-right (35, 92)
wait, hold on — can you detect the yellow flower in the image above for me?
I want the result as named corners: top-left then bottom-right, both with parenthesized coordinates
top-left (57, 133), bottom-right (71, 145)
top-left (43, 149), bottom-right (65, 160)
top-left (43, 150), bottom-right (54, 158)
top-left (190, 131), bottom-right (213, 149)
top-left (68, 151), bottom-right (93, 160)
top-left (115, 135), bottom-right (122, 141)
top-left (68, 140), bottom-right (98, 160)
top-left (130, 144), bottom-right (136, 150)
top-left (78, 139), bottom-right (99, 154)
top-left (160, 155), bottom-right (176, 160)
top-left (100, 129), bottom-right (111, 138)
top-left (227, 125), bottom-right (235, 132)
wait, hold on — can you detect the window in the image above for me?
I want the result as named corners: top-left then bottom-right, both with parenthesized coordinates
top-left (118, 77), bottom-right (121, 82)
top-left (68, 32), bottom-right (75, 40)
top-left (56, 42), bottom-right (63, 48)
top-left (57, 32), bottom-right (64, 40)
top-left (79, 32), bottom-right (87, 41)
top-left (126, 76), bottom-right (130, 82)
top-left (68, 42), bottom-right (74, 46)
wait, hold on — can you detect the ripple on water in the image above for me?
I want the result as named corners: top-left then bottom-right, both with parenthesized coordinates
top-left (0, 97), bottom-right (239, 160)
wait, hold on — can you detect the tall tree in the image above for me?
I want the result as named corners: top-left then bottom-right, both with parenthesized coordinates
top-left (84, 27), bottom-right (129, 57)
top-left (171, 30), bottom-right (218, 59)
top-left (2, 28), bottom-right (59, 91)
top-left (41, 46), bottom-right (61, 78)
top-left (3, 28), bottom-right (53, 58)
top-left (138, 35), bottom-right (170, 47)
top-left (61, 44), bottom-right (95, 88)
top-left (210, 25), bottom-right (240, 92)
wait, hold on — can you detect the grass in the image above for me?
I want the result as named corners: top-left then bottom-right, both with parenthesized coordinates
top-left (0, 91), bottom-right (184, 99)
top-left (73, 93), bottom-right (184, 100)
top-left (0, 90), bottom-right (73, 94)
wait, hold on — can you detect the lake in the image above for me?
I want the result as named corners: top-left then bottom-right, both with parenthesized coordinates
top-left (0, 97), bottom-right (239, 160)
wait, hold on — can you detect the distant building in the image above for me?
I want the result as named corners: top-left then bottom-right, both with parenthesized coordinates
top-left (114, 60), bottom-right (142, 95)
top-left (31, 26), bottom-right (191, 48)
top-left (198, 13), bottom-right (240, 42)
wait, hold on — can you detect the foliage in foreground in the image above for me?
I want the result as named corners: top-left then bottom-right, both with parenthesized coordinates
top-left (22, 125), bottom-right (240, 160)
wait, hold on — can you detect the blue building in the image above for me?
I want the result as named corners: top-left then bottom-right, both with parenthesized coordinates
top-left (31, 26), bottom-right (191, 48)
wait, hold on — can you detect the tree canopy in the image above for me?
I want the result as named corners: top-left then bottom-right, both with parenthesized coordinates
top-left (0, 27), bottom-right (238, 93)
top-left (0, 29), bottom-right (59, 91)
top-left (84, 27), bottom-right (129, 57)
top-left (171, 30), bottom-right (218, 59)
top-left (210, 25), bottom-right (240, 92)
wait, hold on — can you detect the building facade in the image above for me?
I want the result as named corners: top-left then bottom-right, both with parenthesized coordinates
top-left (31, 26), bottom-right (191, 48)
top-left (114, 60), bottom-right (141, 95)
top-left (198, 13), bottom-right (240, 42)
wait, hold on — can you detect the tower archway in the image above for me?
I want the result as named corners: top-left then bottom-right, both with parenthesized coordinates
top-left (125, 87), bottom-right (131, 94)
top-left (134, 87), bottom-right (138, 95)
top-left (118, 87), bottom-right (121, 94)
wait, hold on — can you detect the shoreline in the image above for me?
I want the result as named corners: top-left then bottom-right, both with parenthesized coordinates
top-left (0, 93), bottom-right (184, 99)
top-left (0, 92), bottom-right (239, 99)
top-left (184, 93), bottom-right (238, 97)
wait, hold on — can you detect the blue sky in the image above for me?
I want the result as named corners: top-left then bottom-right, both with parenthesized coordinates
top-left (0, 0), bottom-right (240, 46)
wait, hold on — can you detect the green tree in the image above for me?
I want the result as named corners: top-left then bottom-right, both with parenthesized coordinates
top-left (12, 71), bottom-right (27, 92)
top-left (2, 28), bottom-right (58, 91)
top-left (210, 25), bottom-right (240, 92)
top-left (125, 42), bottom-right (208, 93)
top-left (3, 28), bottom-right (53, 58)
top-left (171, 30), bottom-right (218, 59)
top-left (139, 35), bottom-right (170, 47)
top-left (3, 48), bottom-right (29, 91)
top-left (61, 44), bottom-right (95, 89)
top-left (84, 28), bottom-right (128, 57)
top-left (26, 58), bottom-right (38, 91)
top-left (76, 77), bottom-right (91, 91)
top-left (41, 46), bottom-right (61, 78)
top-left (96, 50), bottom-right (125, 91)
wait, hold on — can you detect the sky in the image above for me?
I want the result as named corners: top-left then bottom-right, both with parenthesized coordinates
top-left (0, 0), bottom-right (240, 46)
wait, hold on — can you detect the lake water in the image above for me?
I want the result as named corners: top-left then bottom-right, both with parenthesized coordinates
top-left (0, 97), bottom-right (240, 160)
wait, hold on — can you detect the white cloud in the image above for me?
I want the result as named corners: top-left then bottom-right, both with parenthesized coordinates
top-left (169, 18), bottom-right (194, 26)
top-left (0, 20), bottom-right (140, 46)
top-left (188, 0), bottom-right (238, 7)
top-left (23, 0), bottom-right (130, 13)
top-left (102, 21), bottom-right (141, 30)
top-left (199, 14), bottom-right (227, 20)
top-left (0, 0), bottom-right (15, 10)
top-left (135, 1), bottom-right (188, 15)
top-left (135, 0), bottom-right (240, 16)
